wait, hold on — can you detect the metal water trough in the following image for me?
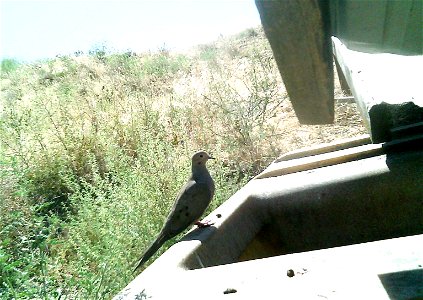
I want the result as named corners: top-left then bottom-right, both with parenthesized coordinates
top-left (115, 136), bottom-right (422, 299)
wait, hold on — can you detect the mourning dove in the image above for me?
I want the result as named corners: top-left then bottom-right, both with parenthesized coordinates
top-left (133, 151), bottom-right (215, 272)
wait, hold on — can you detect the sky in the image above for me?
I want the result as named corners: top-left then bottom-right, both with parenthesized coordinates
top-left (0, 0), bottom-right (262, 62)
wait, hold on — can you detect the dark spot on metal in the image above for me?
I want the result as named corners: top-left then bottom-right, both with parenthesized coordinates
top-left (216, 213), bottom-right (222, 218)
top-left (287, 269), bottom-right (295, 277)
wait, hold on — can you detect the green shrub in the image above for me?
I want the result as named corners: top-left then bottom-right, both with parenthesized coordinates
top-left (1, 59), bottom-right (20, 74)
top-left (198, 44), bottom-right (218, 61)
top-left (107, 53), bottom-right (140, 75)
top-left (237, 27), bottom-right (259, 39)
top-left (89, 44), bottom-right (109, 63)
top-left (142, 53), bottom-right (190, 77)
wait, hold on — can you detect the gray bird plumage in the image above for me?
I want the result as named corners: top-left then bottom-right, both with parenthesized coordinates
top-left (133, 151), bottom-right (215, 272)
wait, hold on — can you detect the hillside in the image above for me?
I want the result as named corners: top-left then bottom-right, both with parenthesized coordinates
top-left (0, 27), bottom-right (366, 299)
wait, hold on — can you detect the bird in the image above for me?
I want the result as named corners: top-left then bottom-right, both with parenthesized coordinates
top-left (133, 151), bottom-right (215, 272)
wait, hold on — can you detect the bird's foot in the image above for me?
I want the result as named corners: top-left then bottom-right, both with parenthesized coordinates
top-left (195, 220), bottom-right (214, 228)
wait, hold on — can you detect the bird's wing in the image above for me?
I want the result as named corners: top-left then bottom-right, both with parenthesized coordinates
top-left (133, 179), bottom-right (212, 271)
top-left (161, 179), bottom-right (213, 238)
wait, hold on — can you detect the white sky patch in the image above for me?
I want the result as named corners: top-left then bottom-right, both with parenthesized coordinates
top-left (0, 0), bottom-right (261, 61)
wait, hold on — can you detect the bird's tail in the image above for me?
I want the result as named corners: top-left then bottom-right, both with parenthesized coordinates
top-left (133, 234), bottom-right (166, 273)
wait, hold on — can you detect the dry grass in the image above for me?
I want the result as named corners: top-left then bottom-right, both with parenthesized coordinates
top-left (184, 28), bottom-right (367, 169)
top-left (0, 26), bottom-right (367, 299)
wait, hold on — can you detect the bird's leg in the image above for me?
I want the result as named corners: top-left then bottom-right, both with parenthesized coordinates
top-left (195, 220), bottom-right (214, 228)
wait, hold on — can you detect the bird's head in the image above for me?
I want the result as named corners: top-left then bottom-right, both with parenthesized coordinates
top-left (192, 151), bottom-right (214, 166)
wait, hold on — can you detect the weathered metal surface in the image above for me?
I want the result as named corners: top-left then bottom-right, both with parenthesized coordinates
top-left (255, 0), bottom-right (422, 126)
top-left (330, 0), bottom-right (422, 55)
top-left (116, 235), bottom-right (422, 299)
top-left (115, 147), bottom-right (423, 299)
top-left (332, 37), bottom-right (423, 143)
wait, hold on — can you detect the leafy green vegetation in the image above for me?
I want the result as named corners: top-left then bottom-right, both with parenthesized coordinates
top-left (0, 28), bottom-right (365, 299)
top-left (1, 59), bottom-right (20, 74)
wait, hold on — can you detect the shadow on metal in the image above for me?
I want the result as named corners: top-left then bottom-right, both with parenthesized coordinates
top-left (115, 136), bottom-right (422, 299)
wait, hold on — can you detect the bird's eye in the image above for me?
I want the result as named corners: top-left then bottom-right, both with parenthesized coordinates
top-left (200, 154), bottom-right (203, 158)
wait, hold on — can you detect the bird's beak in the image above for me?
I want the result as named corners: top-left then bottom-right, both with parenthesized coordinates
top-left (209, 155), bottom-right (215, 160)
